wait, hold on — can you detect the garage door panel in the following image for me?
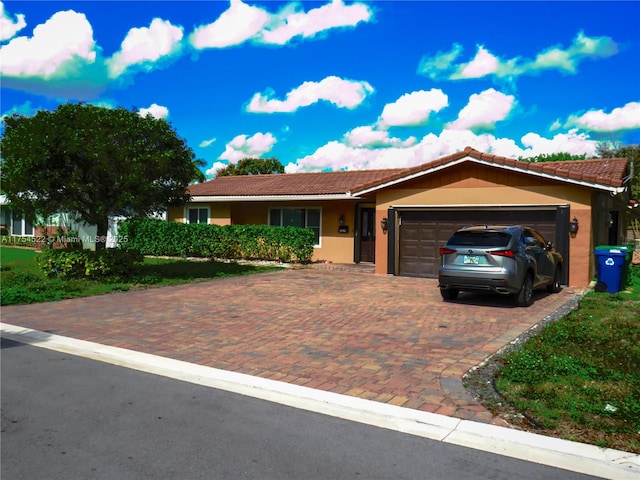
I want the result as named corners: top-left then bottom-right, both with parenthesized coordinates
top-left (398, 209), bottom-right (558, 278)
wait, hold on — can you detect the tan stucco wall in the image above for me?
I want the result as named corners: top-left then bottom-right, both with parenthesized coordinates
top-left (374, 168), bottom-right (595, 287)
top-left (216, 201), bottom-right (357, 263)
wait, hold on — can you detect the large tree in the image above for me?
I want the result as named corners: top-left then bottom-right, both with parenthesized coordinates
top-left (0, 102), bottom-right (205, 249)
top-left (216, 157), bottom-right (284, 177)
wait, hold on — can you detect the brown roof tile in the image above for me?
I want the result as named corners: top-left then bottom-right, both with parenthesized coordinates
top-left (187, 168), bottom-right (409, 197)
top-left (188, 147), bottom-right (629, 198)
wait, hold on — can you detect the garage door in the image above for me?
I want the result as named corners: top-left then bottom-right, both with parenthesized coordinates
top-left (397, 209), bottom-right (559, 278)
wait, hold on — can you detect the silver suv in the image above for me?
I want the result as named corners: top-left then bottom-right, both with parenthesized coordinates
top-left (438, 225), bottom-right (563, 306)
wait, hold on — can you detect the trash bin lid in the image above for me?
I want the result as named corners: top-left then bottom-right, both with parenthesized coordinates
top-left (595, 245), bottom-right (628, 254)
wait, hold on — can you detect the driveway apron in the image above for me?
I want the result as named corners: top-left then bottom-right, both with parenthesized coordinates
top-left (0, 268), bottom-right (583, 424)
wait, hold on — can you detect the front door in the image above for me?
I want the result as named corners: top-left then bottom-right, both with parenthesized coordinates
top-left (359, 208), bottom-right (375, 263)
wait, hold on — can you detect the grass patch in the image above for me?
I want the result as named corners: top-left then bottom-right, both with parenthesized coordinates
top-left (495, 265), bottom-right (640, 453)
top-left (1, 247), bottom-right (282, 305)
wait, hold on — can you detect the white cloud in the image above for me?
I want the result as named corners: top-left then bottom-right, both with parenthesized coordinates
top-left (448, 88), bottom-right (515, 131)
top-left (189, 0), bottom-right (269, 49)
top-left (106, 18), bottom-right (183, 78)
top-left (456, 46), bottom-right (500, 79)
top-left (199, 137), bottom-right (217, 148)
top-left (419, 31), bottom-right (618, 81)
top-left (260, 0), bottom-right (372, 45)
top-left (531, 31), bottom-right (618, 73)
top-left (344, 126), bottom-right (417, 148)
top-left (219, 132), bottom-right (277, 163)
top-left (289, 128), bottom-right (597, 173)
top-left (247, 76), bottom-right (373, 113)
top-left (138, 103), bottom-right (169, 119)
top-left (418, 44), bottom-right (463, 80)
top-left (189, 0), bottom-right (372, 49)
top-left (521, 129), bottom-right (597, 156)
top-left (0, 10), bottom-right (96, 79)
top-left (563, 102), bottom-right (640, 132)
top-left (205, 161), bottom-right (228, 178)
top-left (379, 89), bottom-right (448, 127)
top-left (0, 1), bottom-right (27, 41)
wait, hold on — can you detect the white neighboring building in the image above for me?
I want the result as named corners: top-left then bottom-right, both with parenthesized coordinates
top-left (0, 195), bottom-right (155, 249)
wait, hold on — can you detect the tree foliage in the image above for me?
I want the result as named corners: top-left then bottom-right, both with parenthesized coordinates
top-left (597, 142), bottom-right (640, 201)
top-left (520, 152), bottom-right (587, 162)
top-left (0, 102), bottom-right (205, 249)
top-left (216, 157), bottom-right (284, 177)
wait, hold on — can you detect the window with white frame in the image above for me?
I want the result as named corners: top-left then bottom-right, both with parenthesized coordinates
top-left (187, 207), bottom-right (209, 224)
top-left (11, 211), bottom-right (34, 236)
top-left (269, 208), bottom-right (321, 246)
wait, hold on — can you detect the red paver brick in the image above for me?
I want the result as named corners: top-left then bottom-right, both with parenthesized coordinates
top-left (0, 268), bottom-right (583, 424)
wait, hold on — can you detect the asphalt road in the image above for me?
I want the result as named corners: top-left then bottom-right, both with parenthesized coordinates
top-left (1, 338), bottom-right (598, 480)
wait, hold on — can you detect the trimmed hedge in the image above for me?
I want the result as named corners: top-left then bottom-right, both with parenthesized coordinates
top-left (37, 248), bottom-right (144, 279)
top-left (117, 219), bottom-right (314, 263)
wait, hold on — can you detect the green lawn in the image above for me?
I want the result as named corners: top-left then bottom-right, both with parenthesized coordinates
top-left (0, 246), bottom-right (282, 305)
top-left (494, 265), bottom-right (640, 454)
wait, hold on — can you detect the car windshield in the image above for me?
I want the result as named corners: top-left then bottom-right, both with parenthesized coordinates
top-left (447, 231), bottom-right (511, 247)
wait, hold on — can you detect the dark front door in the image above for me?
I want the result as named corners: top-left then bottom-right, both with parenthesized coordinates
top-left (359, 208), bottom-right (375, 263)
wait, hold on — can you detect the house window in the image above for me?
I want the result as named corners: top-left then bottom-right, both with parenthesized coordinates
top-left (11, 211), bottom-right (33, 236)
top-left (187, 207), bottom-right (209, 224)
top-left (269, 208), bottom-right (321, 246)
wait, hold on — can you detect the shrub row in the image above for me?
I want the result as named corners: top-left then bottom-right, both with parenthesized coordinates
top-left (117, 219), bottom-right (314, 263)
top-left (37, 248), bottom-right (144, 279)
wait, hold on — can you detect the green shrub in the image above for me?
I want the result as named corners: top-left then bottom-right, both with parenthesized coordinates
top-left (37, 248), bottom-right (143, 279)
top-left (118, 219), bottom-right (314, 263)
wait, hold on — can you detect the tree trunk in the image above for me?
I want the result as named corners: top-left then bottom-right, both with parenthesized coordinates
top-left (95, 218), bottom-right (109, 251)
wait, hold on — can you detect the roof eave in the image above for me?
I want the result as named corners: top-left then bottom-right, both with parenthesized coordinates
top-left (189, 193), bottom-right (358, 202)
top-left (352, 156), bottom-right (627, 196)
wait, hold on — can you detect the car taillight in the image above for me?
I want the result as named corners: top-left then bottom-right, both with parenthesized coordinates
top-left (491, 250), bottom-right (515, 258)
top-left (439, 248), bottom-right (456, 255)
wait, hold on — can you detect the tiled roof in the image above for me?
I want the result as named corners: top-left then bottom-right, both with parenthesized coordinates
top-left (188, 147), bottom-right (629, 198)
top-left (188, 168), bottom-right (409, 197)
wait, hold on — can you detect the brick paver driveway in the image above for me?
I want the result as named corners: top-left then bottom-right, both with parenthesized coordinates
top-left (0, 267), bottom-right (583, 424)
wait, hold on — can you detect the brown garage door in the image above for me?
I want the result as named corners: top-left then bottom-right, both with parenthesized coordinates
top-left (397, 209), bottom-right (559, 278)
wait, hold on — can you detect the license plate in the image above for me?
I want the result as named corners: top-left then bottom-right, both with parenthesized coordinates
top-left (463, 255), bottom-right (479, 264)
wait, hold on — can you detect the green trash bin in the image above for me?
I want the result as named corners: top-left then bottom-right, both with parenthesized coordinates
top-left (594, 246), bottom-right (630, 293)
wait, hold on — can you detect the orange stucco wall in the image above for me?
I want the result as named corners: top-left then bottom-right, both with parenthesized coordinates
top-left (374, 166), bottom-right (595, 287)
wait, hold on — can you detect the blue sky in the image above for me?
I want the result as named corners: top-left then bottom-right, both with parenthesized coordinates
top-left (1, 1), bottom-right (639, 178)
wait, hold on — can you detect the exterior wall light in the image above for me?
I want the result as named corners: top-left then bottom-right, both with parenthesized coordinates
top-left (380, 217), bottom-right (388, 234)
top-left (338, 214), bottom-right (348, 233)
top-left (569, 217), bottom-right (579, 235)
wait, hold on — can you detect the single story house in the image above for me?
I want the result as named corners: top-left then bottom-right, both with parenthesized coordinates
top-left (167, 146), bottom-right (630, 288)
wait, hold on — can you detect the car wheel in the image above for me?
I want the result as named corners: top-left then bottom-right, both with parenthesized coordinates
top-left (546, 265), bottom-right (563, 293)
top-left (515, 275), bottom-right (533, 307)
top-left (440, 288), bottom-right (459, 301)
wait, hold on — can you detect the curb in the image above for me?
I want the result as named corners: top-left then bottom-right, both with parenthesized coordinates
top-left (2, 322), bottom-right (639, 480)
